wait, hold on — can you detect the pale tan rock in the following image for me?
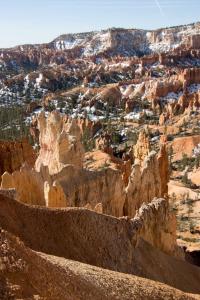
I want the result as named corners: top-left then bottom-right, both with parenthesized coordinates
top-left (94, 203), bottom-right (103, 213)
top-left (133, 131), bottom-right (150, 163)
top-left (188, 168), bottom-right (200, 186)
top-left (1, 171), bottom-right (14, 189)
top-left (170, 135), bottom-right (200, 161)
top-left (1, 165), bottom-right (45, 206)
top-left (35, 111), bottom-right (84, 175)
top-left (0, 112), bottom-right (169, 222)
top-left (133, 198), bottom-right (182, 258)
top-left (44, 180), bottom-right (68, 208)
top-left (125, 145), bottom-right (169, 217)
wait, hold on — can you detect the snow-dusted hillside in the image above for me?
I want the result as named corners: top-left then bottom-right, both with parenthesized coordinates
top-left (53, 22), bottom-right (200, 56)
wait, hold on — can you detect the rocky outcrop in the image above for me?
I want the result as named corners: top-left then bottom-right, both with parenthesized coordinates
top-left (44, 180), bottom-right (68, 208)
top-left (0, 112), bottom-right (171, 218)
top-left (125, 144), bottom-right (169, 217)
top-left (1, 229), bottom-right (197, 300)
top-left (96, 132), bottom-right (113, 154)
top-left (54, 165), bottom-right (126, 217)
top-left (35, 111), bottom-right (84, 174)
top-left (145, 76), bottom-right (182, 102)
top-left (142, 67), bottom-right (200, 116)
top-left (179, 68), bottom-right (200, 87)
top-left (170, 135), bottom-right (200, 161)
top-left (77, 117), bottom-right (102, 137)
top-left (91, 85), bottom-right (122, 107)
top-left (0, 194), bottom-right (181, 265)
top-left (133, 131), bottom-right (150, 163)
top-left (1, 166), bottom-right (45, 206)
top-left (133, 198), bottom-right (178, 257)
top-left (0, 113), bottom-right (126, 215)
top-left (0, 140), bottom-right (35, 180)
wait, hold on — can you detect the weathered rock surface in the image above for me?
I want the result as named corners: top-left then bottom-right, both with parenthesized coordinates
top-left (1, 21), bottom-right (200, 299)
top-left (1, 194), bottom-right (200, 296)
top-left (1, 166), bottom-right (45, 206)
top-left (0, 112), bottom-right (171, 219)
top-left (125, 144), bottom-right (169, 216)
top-left (1, 229), bottom-right (198, 300)
top-left (133, 130), bottom-right (150, 163)
top-left (0, 140), bottom-right (35, 180)
top-left (170, 135), bottom-right (200, 161)
top-left (35, 111), bottom-right (84, 174)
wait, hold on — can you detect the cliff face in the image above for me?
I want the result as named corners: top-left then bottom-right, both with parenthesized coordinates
top-left (124, 132), bottom-right (169, 217)
top-left (0, 140), bottom-right (35, 179)
top-left (125, 146), bottom-right (169, 217)
top-left (1, 113), bottom-right (126, 215)
top-left (133, 198), bottom-right (179, 257)
top-left (35, 111), bottom-right (84, 174)
top-left (145, 68), bottom-right (200, 100)
top-left (133, 131), bottom-right (150, 163)
top-left (1, 166), bottom-right (45, 206)
top-left (0, 194), bottom-right (181, 269)
top-left (52, 22), bottom-right (200, 56)
top-left (0, 112), bottom-right (170, 219)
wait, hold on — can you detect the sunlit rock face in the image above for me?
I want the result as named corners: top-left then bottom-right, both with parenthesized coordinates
top-left (125, 139), bottom-right (169, 217)
top-left (35, 111), bottom-right (84, 175)
top-left (0, 140), bottom-right (35, 180)
top-left (0, 111), bottom-right (170, 219)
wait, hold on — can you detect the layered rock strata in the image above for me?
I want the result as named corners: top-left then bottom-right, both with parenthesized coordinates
top-left (0, 112), bottom-right (169, 218)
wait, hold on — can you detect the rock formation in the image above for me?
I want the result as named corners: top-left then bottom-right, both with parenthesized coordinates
top-left (35, 111), bottom-right (84, 174)
top-left (133, 130), bottom-right (150, 163)
top-left (0, 112), bottom-right (171, 219)
top-left (170, 135), bottom-right (200, 161)
top-left (125, 144), bottom-right (169, 217)
top-left (0, 113), bottom-right (124, 215)
top-left (0, 228), bottom-right (197, 300)
top-left (91, 85), bottom-right (122, 107)
top-left (44, 180), bottom-right (68, 208)
top-left (0, 140), bottom-right (35, 180)
top-left (0, 194), bottom-right (182, 266)
top-left (1, 165), bottom-right (45, 206)
top-left (1, 21), bottom-right (200, 299)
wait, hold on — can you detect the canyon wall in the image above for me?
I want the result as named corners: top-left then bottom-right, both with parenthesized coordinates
top-left (0, 112), bottom-right (169, 220)
top-left (0, 193), bottom-right (181, 268)
top-left (0, 140), bottom-right (35, 179)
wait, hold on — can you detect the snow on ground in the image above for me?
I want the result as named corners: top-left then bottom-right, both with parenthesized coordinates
top-left (159, 83), bottom-right (200, 104)
top-left (149, 41), bottom-right (180, 53)
top-left (124, 111), bottom-right (140, 121)
top-left (193, 143), bottom-right (200, 157)
top-left (188, 84), bottom-right (200, 94)
top-left (55, 31), bottom-right (111, 56)
top-left (35, 73), bottom-right (43, 88)
top-left (54, 23), bottom-right (200, 56)
top-left (160, 91), bottom-right (183, 103)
